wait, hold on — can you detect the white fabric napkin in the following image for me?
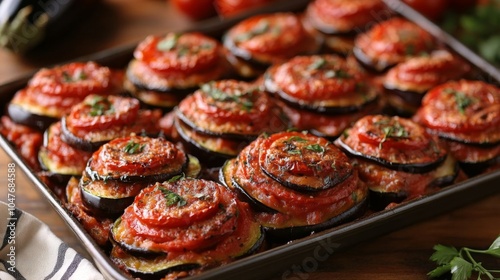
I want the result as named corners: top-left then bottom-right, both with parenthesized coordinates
top-left (0, 201), bottom-right (105, 280)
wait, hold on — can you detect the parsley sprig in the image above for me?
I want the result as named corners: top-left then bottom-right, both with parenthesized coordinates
top-left (444, 88), bottom-right (475, 114)
top-left (86, 96), bottom-right (114, 117)
top-left (157, 186), bottom-right (187, 207)
top-left (429, 235), bottom-right (500, 280)
top-left (374, 120), bottom-right (410, 149)
top-left (123, 140), bottom-right (145, 154)
top-left (201, 82), bottom-right (255, 111)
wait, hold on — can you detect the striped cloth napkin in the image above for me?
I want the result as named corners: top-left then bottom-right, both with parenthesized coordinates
top-left (0, 201), bottom-right (105, 280)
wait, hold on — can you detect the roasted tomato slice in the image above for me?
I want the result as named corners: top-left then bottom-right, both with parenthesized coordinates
top-left (64, 95), bottom-right (140, 133)
top-left (27, 61), bottom-right (123, 97)
top-left (336, 115), bottom-right (447, 172)
top-left (113, 179), bottom-right (239, 252)
top-left (354, 17), bottom-right (435, 72)
top-left (259, 131), bottom-right (352, 191)
top-left (265, 55), bottom-right (378, 112)
top-left (87, 136), bottom-right (187, 181)
top-left (177, 80), bottom-right (285, 138)
top-left (416, 80), bottom-right (500, 141)
top-left (132, 179), bottom-right (221, 228)
top-left (383, 50), bottom-right (471, 94)
top-left (223, 13), bottom-right (320, 65)
top-left (305, 0), bottom-right (388, 34)
top-left (134, 33), bottom-right (221, 75)
top-left (231, 133), bottom-right (364, 224)
top-left (40, 122), bottom-right (92, 175)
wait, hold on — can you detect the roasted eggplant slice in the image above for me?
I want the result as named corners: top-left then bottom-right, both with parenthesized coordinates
top-left (79, 172), bottom-right (147, 218)
top-left (86, 135), bottom-right (187, 182)
top-left (335, 115), bottom-right (447, 173)
top-left (353, 18), bottom-right (436, 72)
top-left (264, 196), bottom-right (368, 241)
top-left (223, 12), bottom-right (322, 78)
top-left (7, 62), bottom-right (124, 128)
top-left (6, 102), bottom-right (58, 131)
top-left (414, 80), bottom-right (500, 173)
top-left (38, 122), bottom-right (92, 182)
top-left (336, 115), bottom-right (462, 210)
top-left (383, 50), bottom-right (471, 115)
top-left (219, 159), bottom-right (279, 213)
top-left (61, 94), bottom-right (162, 151)
top-left (176, 80), bottom-right (287, 140)
top-left (110, 178), bottom-right (264, 279)
top-left (222, 131), bottom-right (368, 240)
top-left (258, 131), bottom-right (352, 192)
top-left (124, 32), bottom-right (229, 110)
top-left (175, 118), bottom-right (245, 167)
top-left (264, 55), bottom-right (379, 114)
top-left (304, 0), bottom-right (388, 55)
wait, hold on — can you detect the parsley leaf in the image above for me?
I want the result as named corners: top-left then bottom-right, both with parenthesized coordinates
top-left (158, 186), bottom-right (187, 207)
top-left (305, 144), bottom-right (325, 153)
top-left (429, 235), bottom-right (500, 280)
top-left (157, 34), bottom-right (180, 51)
top-left (123, 140), bottom-right (145, 154)
top-left (444, 88), bottom-right (475, 114)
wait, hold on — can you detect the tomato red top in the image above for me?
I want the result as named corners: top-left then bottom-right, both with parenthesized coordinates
top-left (266, 55), bottom-right (378, 109)
top-left (415, 80), bottom-right (500, 144)
top-left (230, 132), bottom-right (367, 225)
top-left (259, 131), bottom-right (352, 191)
top-left (65, 95), bottom-right (140, 133)
top-left (41, 122), bottom-right (92, 173)
top-left (384, 50), bottom-right (470, 93)
top-left (354, 18), bottom-right (435, 70)
top-left (28, 62), bottom-right (123, 97)
top-left (336, 115), bottom-right (447, 166)
top-left (88, 136), bottom-right (187, 180)
top-left (224, 13), bottom-right (319, 65)
top-left (177, 80), bottom-right (284, 137)
top-left (134, 32), bottom-right (222, 75)
top-left (0, 116), bottom-right (43, 170)
top-left (306, 0), bottom-right (387, 34)
top-left (115, 179), bottom-right (239, 252)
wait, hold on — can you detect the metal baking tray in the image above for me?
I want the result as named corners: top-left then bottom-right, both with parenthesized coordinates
top-left (1, 0), bottom-right (499, 279)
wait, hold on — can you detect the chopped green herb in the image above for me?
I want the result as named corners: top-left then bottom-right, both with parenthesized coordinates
top-left (287, 149), bottom-right (302, 155)
top-left (201, 82), bottom-right (255, 111)
top-left (235, 20), bottom-right (271, 42)
top-left (377, 121), bottom-right (410, 149)
top-left (288, 136), bottom-right (308, 142)
top-left (168, 173), bottom-right (185, 182)
top-left (324, 69), bottom-right (352, 79)
top-left (158, 186), bottom-right (187, 207)
top-left (305, 144), bottom-right (325, 153)
top-left (444, 88), bottom-right (475, 114)
top-left (86, 96), bottom-right (114, 117)
top-left (123, 140), bottom-right (145, 154)
top-left (157, 34), bottom-right (180, 51)
top-left (308, 57), bottom-right (327, 71)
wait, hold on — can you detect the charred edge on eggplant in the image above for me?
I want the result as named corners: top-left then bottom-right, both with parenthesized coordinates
top-left (175, 108), bottom-right (260, 141)
top-left (7, 103), bottom-right (58, 131)
top-left (336, 138), bottom-right (447, 174)
top-left (84, 154), bottom-right (188, 183)
top-left (352, 47), bottom-right (394, 73)
top-left (264, 77), bottom-right (379, 115)
top-left (174, 118), bottom-right (240, 167)
top-left (260, 164), bottom-right (353, 193)
top-left (265, 196), bottom-right (369, 241)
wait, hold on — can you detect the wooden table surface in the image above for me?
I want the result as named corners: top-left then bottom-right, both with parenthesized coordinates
top-left (1, 1), bottom-right (499, 279)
